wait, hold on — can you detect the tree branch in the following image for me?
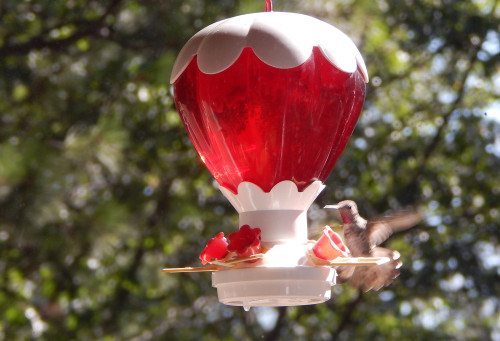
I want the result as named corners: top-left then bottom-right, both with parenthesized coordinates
top-left (406, 38), bottom-right (483, 194)
top-left (330, 289), bottom-right (364, 340)
top-left (410, 0), bottom-right (499, 188)
top-left (0, 0), bottom-right (123, 57)
top-left (263, 307), bottom-right (287, 341)
top-left (99, 178), bottom-right (173, 334)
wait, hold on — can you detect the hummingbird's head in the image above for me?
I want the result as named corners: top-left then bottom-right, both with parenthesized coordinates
top-left (326, 200), bottom-right (359, 224)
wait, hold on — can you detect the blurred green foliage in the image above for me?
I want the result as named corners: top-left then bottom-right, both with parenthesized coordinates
top-left (1, 0), bottom-right (499, 340)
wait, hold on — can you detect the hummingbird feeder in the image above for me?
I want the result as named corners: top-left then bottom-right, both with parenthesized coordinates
top-left (164, 1), bottom-right (387, 309)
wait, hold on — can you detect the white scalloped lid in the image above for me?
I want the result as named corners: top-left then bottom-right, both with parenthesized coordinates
top-left (170, 11), bottom-right (369, 83)
top-left (219, 180), bottom-right (325, 212)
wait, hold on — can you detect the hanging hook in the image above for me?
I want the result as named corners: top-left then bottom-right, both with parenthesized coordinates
top-left (265, 0), bottom-right (272, 12)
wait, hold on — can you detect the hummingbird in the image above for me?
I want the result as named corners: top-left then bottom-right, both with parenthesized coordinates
top-left (325, 200), bottom-right (421, 291)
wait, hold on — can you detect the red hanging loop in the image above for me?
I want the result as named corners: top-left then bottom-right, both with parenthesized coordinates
top-left (265, 0), bottom-right (272, 12)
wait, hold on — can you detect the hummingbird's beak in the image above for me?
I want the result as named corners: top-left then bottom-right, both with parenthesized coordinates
top-left (324, 205), bottom-right (340, 210)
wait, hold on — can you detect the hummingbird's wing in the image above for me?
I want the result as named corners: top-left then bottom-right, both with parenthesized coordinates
top-left (367, 211), bottom-right (422, 247)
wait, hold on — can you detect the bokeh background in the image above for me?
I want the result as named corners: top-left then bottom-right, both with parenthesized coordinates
top-left (1, 0), bottom-right (499, 340)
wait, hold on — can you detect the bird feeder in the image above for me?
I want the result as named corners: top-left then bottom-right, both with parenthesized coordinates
top-left (164, 2), bottom-right (383, 310)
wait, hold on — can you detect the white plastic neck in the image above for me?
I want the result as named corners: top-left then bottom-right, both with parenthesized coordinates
top-left (239, 209), bottom-right (307, 245)
top-left (220, 180), bottom-right (324, 246)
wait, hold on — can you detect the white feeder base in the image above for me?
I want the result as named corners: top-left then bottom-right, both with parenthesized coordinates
top-left (212, 267), bottom-right (336, 309)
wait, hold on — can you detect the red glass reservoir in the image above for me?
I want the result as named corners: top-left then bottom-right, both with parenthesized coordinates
top-left (173, 47), bottom-right (365, 194)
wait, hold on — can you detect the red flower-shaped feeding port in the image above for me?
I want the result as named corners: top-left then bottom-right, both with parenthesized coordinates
top-left (227, 225), bottom-right (262, 258)
top-left (312, 226), bottom-right (350, 261)
top-left (199, 232), bottom-right (229, 265)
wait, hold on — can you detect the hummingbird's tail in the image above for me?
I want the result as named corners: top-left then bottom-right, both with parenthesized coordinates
top-left (336, 247), bottom-right (402, 291)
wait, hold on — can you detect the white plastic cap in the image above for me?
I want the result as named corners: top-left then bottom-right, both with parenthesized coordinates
top-left (170, 12), bottom-right (368, 83)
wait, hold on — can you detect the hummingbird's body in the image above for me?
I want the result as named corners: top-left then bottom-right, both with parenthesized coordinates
top-left (325, 200), bottom-right (421, 291)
